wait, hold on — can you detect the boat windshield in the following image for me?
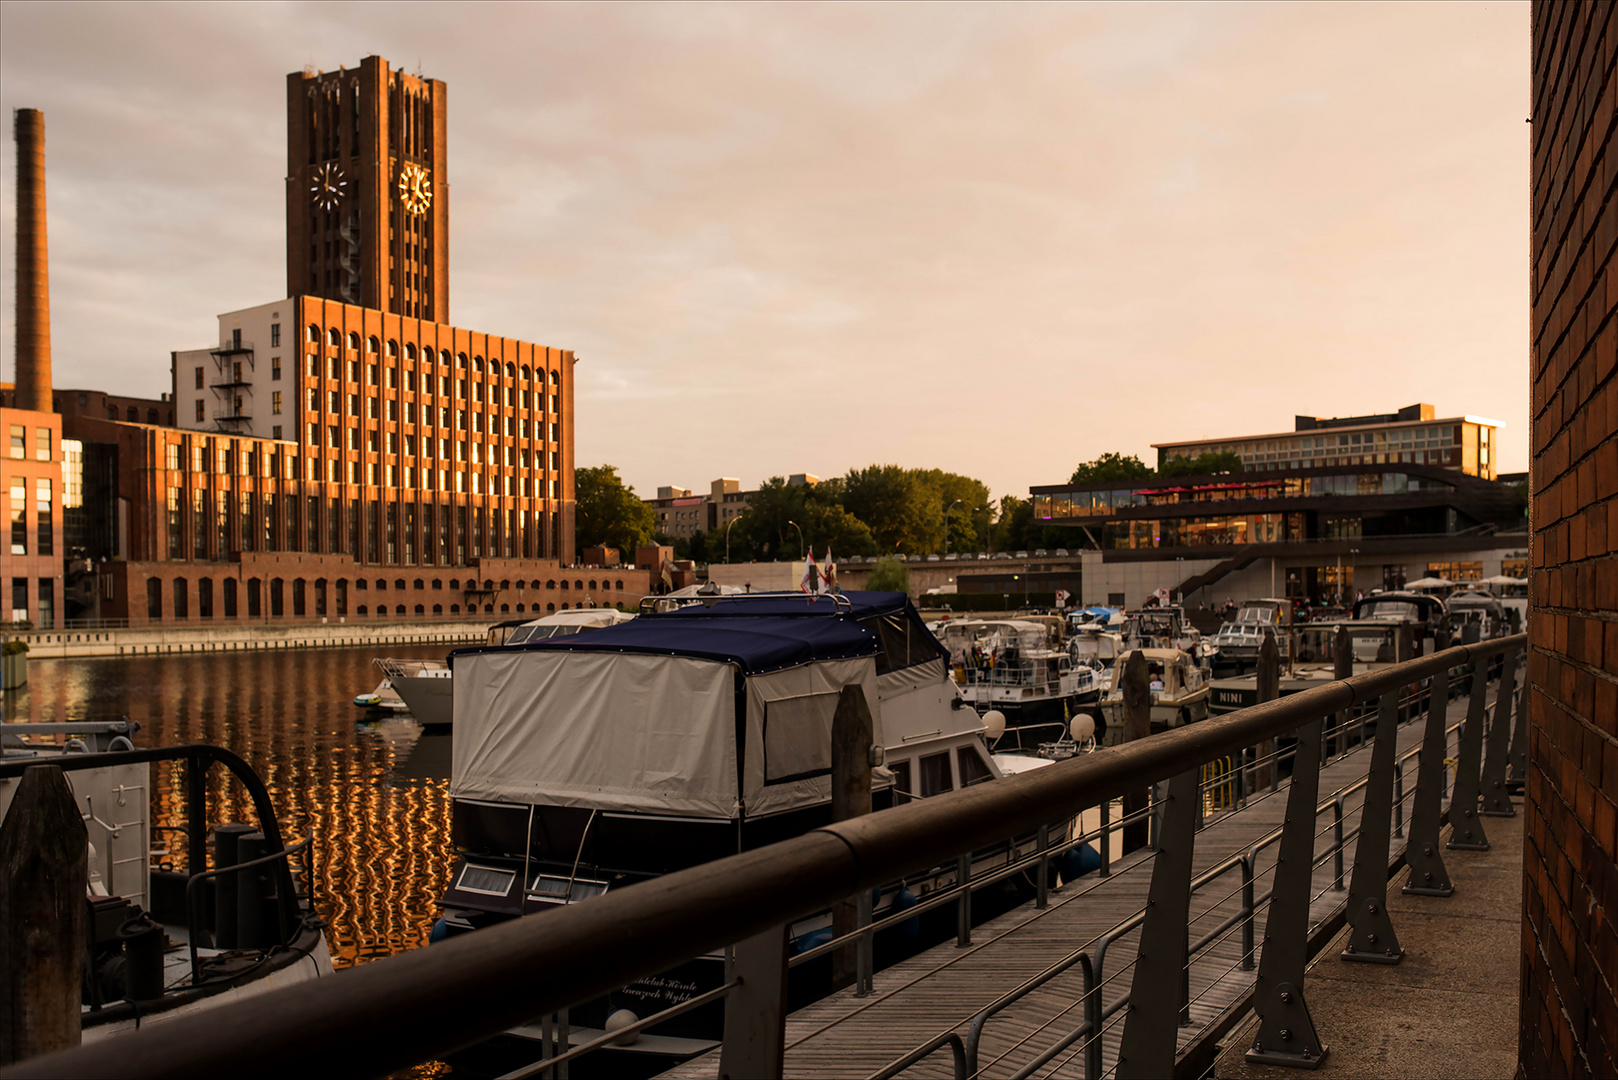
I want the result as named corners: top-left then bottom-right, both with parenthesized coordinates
top-left (1357, 600), bottom-right (1422, 621)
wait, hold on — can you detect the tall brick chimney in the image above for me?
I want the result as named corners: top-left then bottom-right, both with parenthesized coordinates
top-left (13, 108), bottom-right (52, 413)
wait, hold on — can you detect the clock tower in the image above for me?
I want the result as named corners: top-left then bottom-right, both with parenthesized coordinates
top-left (286, 56), bottom-right (449, 322)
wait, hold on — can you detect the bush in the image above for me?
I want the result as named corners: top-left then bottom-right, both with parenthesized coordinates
top-left (866, 556), bottom-right (910, 593)
top-left (2, 639), bottom-right (29, 655)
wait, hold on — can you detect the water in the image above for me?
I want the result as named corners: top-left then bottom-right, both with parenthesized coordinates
top-left (3, 645), bottom-right (458, 968)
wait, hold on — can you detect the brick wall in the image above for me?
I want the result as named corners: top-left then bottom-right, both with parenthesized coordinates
top-left (1525, 4), bottom-right (1618, 1077)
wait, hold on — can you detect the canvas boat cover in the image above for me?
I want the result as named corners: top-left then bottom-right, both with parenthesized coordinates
top-left (450, 614), bottom-right (882, 818)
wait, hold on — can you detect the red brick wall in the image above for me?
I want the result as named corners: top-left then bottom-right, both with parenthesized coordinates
top-left (1526, 4), bottom-right (1618, 1077)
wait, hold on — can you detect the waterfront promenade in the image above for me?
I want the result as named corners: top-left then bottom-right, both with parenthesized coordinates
top-left (4, 618), bottom-right (490, 659)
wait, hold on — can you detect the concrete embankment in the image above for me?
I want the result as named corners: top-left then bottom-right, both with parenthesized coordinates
top-left (8, 621), bottom-right (490, 659)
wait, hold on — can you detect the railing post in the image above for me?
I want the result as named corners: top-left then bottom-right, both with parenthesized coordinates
top-left (1480, 650), bottom-right (1518, 817)
top-left (1116, 767), bottom-right (1200, 1080)
top-left (1393, 761), bottom-right (1404, 838)
top-left (1245, 715), bottom-right (1329, 1068)
top-left (855, 888), bottom-right (874, 998)
top-left (1507, 651), bottom-right (1528, 793)
top-left (1446, 659), bottom-right (1491, 851)
top-left (1121, 650), bottom-right (1151, 854)
top-left (186, 754), bottom-right (209, 877)
top-left (830, 684), bottom-right (873, 992)
top-left (1099, 798), bottom-right (1111, 877)
top-left (1332, 795), bottom-right (1345, 891)
top-left (1254, 634), bottom-right (1280, 792)
top-left (1403, 675), bottom-right (1454, 897)
top-left (1241, 853), bottom-right (1256, 971)
top-left (719, 924), bottom-right (789, 1080)
top-left (1342, 689), bottom-right (1404, 964)
top-left (1036, 824), bottom-right (1050, 910)
top-left (956, 854), bottom-right (972, 948)
top-left (1332, 625), bottom-right (1353, 758)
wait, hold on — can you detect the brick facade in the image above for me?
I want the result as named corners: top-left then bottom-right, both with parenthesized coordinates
top-left (1525, 4), bottom-right (1618, 1077)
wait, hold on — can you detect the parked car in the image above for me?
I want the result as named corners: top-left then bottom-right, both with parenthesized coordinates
top-left (1054, 548), bottom-right (1069, 557)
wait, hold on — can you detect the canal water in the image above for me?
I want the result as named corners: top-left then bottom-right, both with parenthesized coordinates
top-left (4, 644), bottom-right (459, 968)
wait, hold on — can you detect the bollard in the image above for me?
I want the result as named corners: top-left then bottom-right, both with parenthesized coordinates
top-left (0, 764), bottom-right (88, 1063)
top-left (1120, 650), bottom-right (1151, 854)
top-left (212, 823), bottom-right (257, 949)
top-left (236, 832), bottom-right (274, 950)
top-left (718, 925), bottom-right (788, 1080)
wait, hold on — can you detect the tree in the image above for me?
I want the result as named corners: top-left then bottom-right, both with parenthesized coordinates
top-left (1069, 452), bottom-right (1155, 484)
top-left (1160, 451), bottom-right (1243, 478)
top-left (843, 465), bottom-right (929, 552)
top-left (574, 465), bottom-right (656, 555)
top-left (866, 555), bottom-right (910, 593)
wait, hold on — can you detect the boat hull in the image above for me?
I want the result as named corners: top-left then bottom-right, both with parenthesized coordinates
top-left (392, 673), bottom-right (454, 726)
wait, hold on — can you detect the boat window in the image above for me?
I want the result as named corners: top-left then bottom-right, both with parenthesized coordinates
top-left (957, 747), bottom-right (995, 788)
top-left (891, 760), bottom-right (912, 806)
top-left (860, 611), bottom-right (944, 674)
top-left (762, 691), bottom-right (839, 784)
top-left (919, 752), bottom-right (953, 797)
top-left (456, 864), bottom-right (515, 897)
top-left (528, 874), bottom-right (609, 904)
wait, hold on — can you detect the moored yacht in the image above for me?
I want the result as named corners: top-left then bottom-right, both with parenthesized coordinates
top-left (937, 618), bottom-right (1105, 749)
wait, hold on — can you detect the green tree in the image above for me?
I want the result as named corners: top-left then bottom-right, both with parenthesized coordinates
top-left (866, 555), bottom-right (910, 593)
top-left (574, 465), bottom-right (656, 554)
top-left (1159, 450), bottom-right (1244, 478)
top-left (1069, 452), bottom-right (1155, 484)
top-left (843, 465), bottom-right (928, 552)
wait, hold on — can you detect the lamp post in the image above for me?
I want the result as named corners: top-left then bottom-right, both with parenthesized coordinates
top-left (724, 517), bottom-right (737, 564)
top-left (1349, 546), bottom-right (1360, 603)
top-left (944, 498), bottom-right (961, 558)
top-left (786, 519), bottom-right (803, 560)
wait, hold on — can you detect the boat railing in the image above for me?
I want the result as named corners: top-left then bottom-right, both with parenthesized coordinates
top-left (17, 634), bottom-right (1528, 1080)
top-left (373, 656), bottom-right (448, 679)
top-left (183, 836), bottom-right (313, 984)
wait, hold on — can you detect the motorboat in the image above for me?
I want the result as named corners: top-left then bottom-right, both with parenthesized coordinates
top-left (1068, 625), bottom-right (1126, 672)
top-left (1125, 605), bottom-right (1218, 665)
top-left (436, 591), bottom-right (1084, 1062)
top-left (1097, 647), bottom-right (1211, 738)
top-left (375, 609), bottom-right (636, 726)
top-left (1444, 590), bottom-right (1510, 642)
top-left (352, 677), bottom-right (408, 713)
top-left (937, 618), bottom-right (1104, 750)
top-left (1209, 598), bottom-right (1294, 671)
top-left (1351, 591), bottom-right (1447, 652)
top-left (0, 722), bottom-right (332, 1041)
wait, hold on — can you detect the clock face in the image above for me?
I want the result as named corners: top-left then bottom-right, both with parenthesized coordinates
top-left (310, 162), bottom-right (346, 212)
top-left (399, 162), bottom-right (433, 216)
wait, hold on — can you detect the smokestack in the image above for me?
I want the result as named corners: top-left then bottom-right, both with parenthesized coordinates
top-left (13, 108), bottom-right (52, 413)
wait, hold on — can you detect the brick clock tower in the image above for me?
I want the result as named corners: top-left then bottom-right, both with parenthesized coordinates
top-left (286, 56), bottom-right (449, 322)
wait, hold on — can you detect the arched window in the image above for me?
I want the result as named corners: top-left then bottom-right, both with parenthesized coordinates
top-left (432, 579), bottom-right (443, 590)
top-left (457, 352), bottom-right (468, 369)
top-left (516, 604), bottom-right (525, 613)
top-left (546, 580), bottom-right (556, 589)
top-left (615, 580), bottom-right (624, 591)
top-left (395, 579), bottom-right (406, 590)
top-left (550, 370), bottom-right (559, 385)
top-left (547, 603), bottom-right (556, 612)
top-left (433, 604), bottom-right (442, 615)
top-left (505, 362), bottom-right (515, 378)
top-left (531, 579), bottom-right (542, 589)
top-left (483, 579), bottom-right (494, 590)
top-left (405, 343), bottom-right (417, 361)
top-left (307, 323), bottom-right (320, 343)
top-left (348, 331), bottom-right (360, 351)
top-left (415, 604), bottom-right (425, 615)
top-left (386, 340), bottom-right (399, 358)
top-left (367, 336), bottom-right (379, 354)
top-left (414, 579), bottom-right (424, 590)
top-left (146, 409), bottom-right (158, 423)
top-left (439, 349), bottom-right (452, 365)
top-left (451, 604), bottom-right (461, 613)
top-left (356, 579), bottom-right (368, 590)
top-left (500, 604), bottom-right (510, 613)
top-left (588, 580), bottom-right (598, 591)
top-left (377, 579), bottom-right (388, 591)
top-left (484, 603), bottom-right (494, 613)
top-left (357, 605), bottom-right (368, 616)
top-left (559, 580), bottom-right (569, 591)
top-left (473, 357), bottom-right (484, 373)
top-left (500, 579), bottom-right (510, 589)
top-left (521, 365), bottom-right (532, 381)
top-left (449, 578), bottom-right (460, 589)
top-left (126, 406), bottom-right (137, 421)
top-left (328, 328), bottom-right (341, 347)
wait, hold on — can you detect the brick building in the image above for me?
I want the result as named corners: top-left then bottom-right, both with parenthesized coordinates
top-left (24, 56), bottom-right (633, 626)
top-left (1523, 3), bottom-right (1618, 1077)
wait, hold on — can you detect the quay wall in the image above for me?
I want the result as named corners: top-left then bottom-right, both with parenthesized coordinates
top-left (6, 619), bottom-right (489, 659)
top-left (1524, 5), bottom-right (1618, 1079)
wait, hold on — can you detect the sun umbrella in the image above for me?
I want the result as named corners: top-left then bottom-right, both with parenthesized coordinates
top-left (1479, 574), bottom-right (1527, 586)
top-left (1405, 576), bottom-right (1453, 589)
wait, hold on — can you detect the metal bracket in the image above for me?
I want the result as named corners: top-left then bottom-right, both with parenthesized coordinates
top-left (1247, 982), bottom-right (1327, 1069)
top-left (1446, 660), bottom-right (1491, 850)
top-left (1246, 717), bottom-right (1330, 1070)
top-left (1479, 650), bottom-right (1518, 817)
top-left (1116, 766), bottom-right (1200, 1080)
top-left (1506, 656), bottom-right (1528, 793)
top-left (1342, 690), bottom-right (1404, 964)
top-left (1404, 676), bottom-right (1454, 896)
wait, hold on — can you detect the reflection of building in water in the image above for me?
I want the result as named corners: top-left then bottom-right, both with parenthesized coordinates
top-left (21, 648), bottom-right (453, 967)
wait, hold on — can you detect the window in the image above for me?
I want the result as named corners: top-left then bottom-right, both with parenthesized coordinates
top-left (273, 425), bottom-right (283, 440)
top-left (34, 428), bottom-right (49, 462)
top-left (272, 391), bottom-right (282, 414)
top-left (919, 753), bottom-right (953, 797)
top-left (270, 323), bottom-right (281, 347)
top-left (891, 760), bottom-right (912, 805)
top-left (7, 427), bottom-right (20, 460)
top-left (272, 357), bottom-right (282, 380)
top-left (328, 327), bottom-right (341, 347)
top-left (957, 747), bottom-right (993, 788)
top-left (195, 401), bottom-right (205, 422)
top-left (10, 477), bottom-right (25, 556)
top-left (307, 324), bottom-right (319, 343)
top-left (195, 367), bottom-right (205, 390)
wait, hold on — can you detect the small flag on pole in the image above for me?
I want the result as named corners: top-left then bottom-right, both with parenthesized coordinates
top-left (800, 549), bottom-right (821, 595)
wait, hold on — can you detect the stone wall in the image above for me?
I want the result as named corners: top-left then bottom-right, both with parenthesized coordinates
top-left (1524, 4), bottom-right (1618, 1077)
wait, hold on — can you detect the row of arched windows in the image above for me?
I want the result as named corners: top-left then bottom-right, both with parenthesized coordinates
top-left (309, 324), bottom-right (560, 385)
top-left (143, 573), bottom-right (625, 623)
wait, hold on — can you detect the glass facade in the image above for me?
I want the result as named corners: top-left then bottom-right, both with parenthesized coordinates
top-left (1036, 472), bottom-right (1453, 521)
top-left (1154, 421), bottom-right (1490, 477)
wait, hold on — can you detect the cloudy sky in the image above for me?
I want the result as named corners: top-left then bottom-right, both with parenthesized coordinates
top-left (0, 2), bottom-right (1528, 500)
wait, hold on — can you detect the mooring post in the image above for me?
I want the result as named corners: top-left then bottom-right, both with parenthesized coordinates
top-left (1245, 715), bottom-right (1329, 1068)
top-left (1332, 626), bottom-right (1353, 757)
top-left (1121, 650), bottom-right (1151, 854)
top-left (830, 685), bottom-right (873, 993)
top-left (1480, 649), bottom-right (1519, 817)
top-left (1446, 660), bottom-right (1491, 851)
top-left (1342, 690), bottom-right (1405, 964)
top-left (0, 764), bottom-right (88, 1064)
top-left (1115, 767), bottom-right (1200, 1080)
top-left (1254, 634), bottom-right (1280, 792)
top-left (718, 925), bottom-right (789, 1080)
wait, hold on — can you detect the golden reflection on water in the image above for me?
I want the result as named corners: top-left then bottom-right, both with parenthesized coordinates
top-left (5, 646), bottom-right (456, 968)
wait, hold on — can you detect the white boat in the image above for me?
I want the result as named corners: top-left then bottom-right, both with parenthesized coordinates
top-left (376, 609), bottom-right (636, 726)
top-left (0, 723), bottom-right (333, 1042)
top-left (1097, 647), bottom-right (1212, 738)
top-left (937, 618), bottom-right (1105, 750)
top-left (437, 590), bottom-right (1085, 1060)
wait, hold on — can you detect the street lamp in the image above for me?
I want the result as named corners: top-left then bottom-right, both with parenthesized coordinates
top-left (1349, 546), bottom-right (1360, 602)
top-left (944, 498), bottom-right (962, 558)
top-left (786, 519), bottom-right (804, 559)
top-left (724, 517), bottom-right (737, 564)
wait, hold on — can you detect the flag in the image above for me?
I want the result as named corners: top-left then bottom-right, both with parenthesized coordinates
top-left (800, 549), bottom-right (821, 594)
top-left (823, 547), bottom-right (838, 594)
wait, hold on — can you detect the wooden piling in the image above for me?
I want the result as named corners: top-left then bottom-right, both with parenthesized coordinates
top-left (830, 685), bottom-right (874, 991)
top-left (0, 764), bottom-right (87, 1064)
top-left (1254, 634), bottom-right (1280, 791)
top-left (1121, 651), bottom-right (1151, 854)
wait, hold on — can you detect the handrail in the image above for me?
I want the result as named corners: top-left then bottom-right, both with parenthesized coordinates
top-left (6, 634), bottom-right (1524, 1080)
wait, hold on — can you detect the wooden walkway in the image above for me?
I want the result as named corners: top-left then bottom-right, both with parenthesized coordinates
top-left (663, 687), bottom-right (1496, 1080)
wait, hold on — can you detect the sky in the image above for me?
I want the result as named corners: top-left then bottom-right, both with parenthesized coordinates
top-left (0, 2), bottom-right (1529, 502)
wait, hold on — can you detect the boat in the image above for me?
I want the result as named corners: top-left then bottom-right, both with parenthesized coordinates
top-left (0, 721), bottom-right (332, 1041)
top-left (1209, 597), bottom-right (1294, 672)
top-left (1067, 624), bottom-right (1126, 672)
top-left (937, 618), bottom-right (1105, 750)
top-left (375, 609), bottom-right (636, 726)
top-left (1444, 589), bottom-right (1510, 642)
top-left (436, 590), bottom-right (1085, 1063)
top-left (1350, 590), bottom-right (1447, 654)
top-left (1125, 604), bottom-right (1218, 665)
top-left (352, 677), bottom-right (408, 712)
top-left (1097, 647), bottom-right (1212, 738)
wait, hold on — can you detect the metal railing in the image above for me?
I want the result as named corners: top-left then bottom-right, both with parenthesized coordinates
top-left (4, 635), bottom-right (1525, 1080)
